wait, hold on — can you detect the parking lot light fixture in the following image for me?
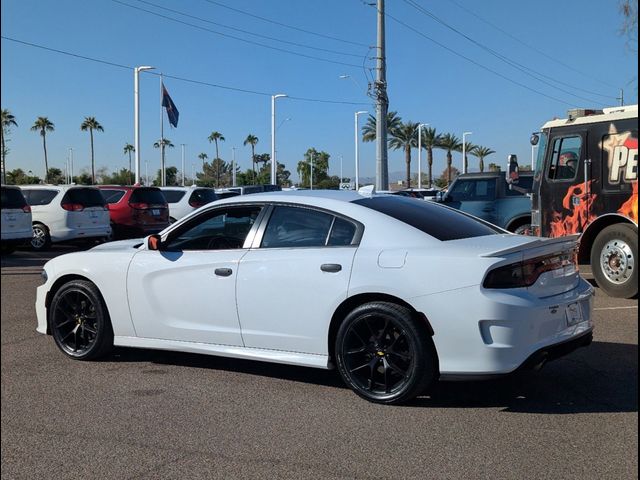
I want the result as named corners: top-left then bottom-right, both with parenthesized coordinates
top-left (355, 111), bottom-right (368, 189)
top-left (417, 123), bottom-right (429, 189)
top-left (462, 131), bottom-right (473, 174)
top-left (134, 65), bottom-right (155, 185)
top-left (271, 94), bottom-right (287, 185)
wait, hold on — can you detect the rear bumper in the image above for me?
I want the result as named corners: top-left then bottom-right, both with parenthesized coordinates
top-left (50, 225), bottom-right (111, 243)
top-left (1, 229), bottom-right (33, 242)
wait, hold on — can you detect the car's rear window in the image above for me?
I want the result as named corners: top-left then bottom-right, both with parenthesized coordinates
top-left (353, 196), bottom-right (501, 241)
top-left (1, 187), bottom-right (28, 209)
top-left (162, 190), bottom-right (187, 203)
top-left (100, 189), bottom-right (126, 204)
top-left (189, 189), bottom-right (217, 204)
top-left (22, 189), bottom-right (58, 206)
top-left (130, 188), bottom-right (166, 204)
top-left (62, 188), bottom-right (107, 207)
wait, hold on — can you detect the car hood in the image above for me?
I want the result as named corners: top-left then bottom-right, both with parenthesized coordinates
top-left (90, 238), bottom-right (145, 251)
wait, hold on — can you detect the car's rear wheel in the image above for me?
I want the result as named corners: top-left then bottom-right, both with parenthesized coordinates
top-left (335, 302), bottom-right (437, 405)
top-left (31, 223), bottom-right (51, 251)
top-left (49, 279), bottom-right (114, 360)
top-left (591, 223), bottom-right (638, 298)
top-left (513, 223), bottom-right (532, 236)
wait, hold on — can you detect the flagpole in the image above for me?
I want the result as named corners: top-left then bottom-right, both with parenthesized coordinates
top-left (160, 73), bottom-right (165, 187)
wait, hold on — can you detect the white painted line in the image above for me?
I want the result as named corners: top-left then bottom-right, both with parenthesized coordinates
top-left (594, 306), bottom-right (638, 311)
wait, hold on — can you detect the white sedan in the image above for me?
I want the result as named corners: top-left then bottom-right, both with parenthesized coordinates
top-left (36, 191), bottom-right (594, 404)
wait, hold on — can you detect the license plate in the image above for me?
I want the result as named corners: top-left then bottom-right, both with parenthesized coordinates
top-left (565, 302), bottom-right (583, 326)
top-left (4, 214), bottom-right (16, 222)
top-left (89, 211), bottom-right (98, 218)
top-left (152, 209), bottom-right (160, 216)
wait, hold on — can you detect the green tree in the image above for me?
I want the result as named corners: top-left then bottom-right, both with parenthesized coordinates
top-left (30, 117), bottom-right (54, 183)
top-left (389, 121), bottom-right (420, 187)
top-left (437, 166), bottom-right (460, 187)
top-left (419, 127), bottom-right (442, 188)
top-left (123, 143), bottom-right (135, 185)
top-left (154, 166), bottom-right (179, 186)
top-left (438, 133), bottom-right (462, 185)
top-left (297, 148), bottom-right (330, 188)
top-left (1, 109), bottom-right (18, 184)
top-left (473, 146), bottom-right (496, 173)
top-left (47, 167), bottom-right (65, 185)
top-left (487, 162), bottom-right (502, 172)
top-left (153, 138), bottom-right (174, 186)
top-left (361, 111), bottom-right (402, 142)
top-left (208, 131), bottom-right (225, 187)
top-left (73, 171), bottom-right (93, 185)
top-left (457, 141), bottom-right (476, 175)
top-left (80, 116), bottom-right (104, 185)
top-left (5, 168), bottom-right (41, 185)
top-left (243, 134), bottom-right (259, 183)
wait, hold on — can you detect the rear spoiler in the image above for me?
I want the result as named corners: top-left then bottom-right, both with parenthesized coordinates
top-left (480, 234), bottom-right (579, 258)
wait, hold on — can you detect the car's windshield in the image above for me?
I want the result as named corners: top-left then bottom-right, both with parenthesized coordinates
top-left (353, 196), bottom-right (502, 241)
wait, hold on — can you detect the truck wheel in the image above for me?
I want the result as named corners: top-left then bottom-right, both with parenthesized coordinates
top-left (591, 223), bottom-right (637, 298)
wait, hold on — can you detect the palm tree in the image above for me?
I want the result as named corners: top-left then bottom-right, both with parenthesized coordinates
top-left (153, 138), bottom-right (174, 186)
top-left (30, 117), bottom-right (55, 183)
top-left (361, 111), bottom-right (402, 142)
top-left (419, 127), bottom-right (442, 188)
top-left (80, 117), bottom-right (104, 184)
top-left (1, 109), bottom-right (18, 184)
top-left (438, 133), bottom-right (462, 185)
top-left (243, 134), bottom-right (259, 183)
top-left (473, 146), bottom-right (496, 173)
top-left (198, 152), bottom-right (208, 171)
top-left (123, 143), bottom-right (135, 185)
top-left (458, 141), bottom-right (476, 175)
top-left (208, 131), bottom-right (225, 188)
top-left (389, 121), bottom-right (420, 187)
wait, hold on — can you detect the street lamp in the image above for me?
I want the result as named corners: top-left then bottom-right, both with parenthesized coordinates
top-left (462, 131), bottom-right (473, 174)
top-left (310, 152), bottom-right (314, 190)
top-left (231, 147), bottom-right (237, 187)
top-left (354, 111), bottom-right (368, 190)
top-left (339, 74), bottom-right (363, 92)
top-left (271, 93), bottom-right (287, 185)
top-left (417, 123), bottom-right (429, 189)
top-left (134, 65), bottom-right (155, 185)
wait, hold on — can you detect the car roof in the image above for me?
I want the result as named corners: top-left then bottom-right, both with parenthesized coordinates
top-left (211, 189), bottom-right (363, 205)
top-left (19, 184), bottom-right (98, 191)
top-left (455, 171), bottom-right (534, 179)
top-left (97, 185), bottom-right (161, 190)
top-left (160, 186), bottom-right (210, 191)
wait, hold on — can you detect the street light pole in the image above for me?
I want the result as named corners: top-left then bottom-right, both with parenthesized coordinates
top-left (232, 147), bottom-right (237, 187)
top-left (181, 144), bottom-right (186, 186)
top-left (417, 123), bottom-right (429, 189)
top-left (134, 65), bottom-right (155, 185)
top-left (310, 152), bottom-right (314, 190)
top-left (462, 131), bottom-right (473, 174)
top-left (355, 111), bottom-right (368, 190)
top-left (271, 94), bottom-right (287, 185)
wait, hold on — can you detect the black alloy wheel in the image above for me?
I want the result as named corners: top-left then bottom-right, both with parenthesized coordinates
top-left (335, 302), bottom-right (437, 405)
top-left (50, 280), bottom-right (113, 360)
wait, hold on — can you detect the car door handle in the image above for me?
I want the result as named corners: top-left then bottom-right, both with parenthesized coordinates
top-left (321, 264), bottom-right (342, 273)
top-left (214, 268), bottom-right (233, 277)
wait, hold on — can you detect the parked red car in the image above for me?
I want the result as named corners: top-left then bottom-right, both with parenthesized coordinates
top-left (98, 186), bottom-right (169, 239)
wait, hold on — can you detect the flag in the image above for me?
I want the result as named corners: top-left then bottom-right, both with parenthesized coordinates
top-left (162, 83), bottom-right (179, 128)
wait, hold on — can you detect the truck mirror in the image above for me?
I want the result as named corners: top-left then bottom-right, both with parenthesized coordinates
top-left (530, 133), bottom-right (540, 146)
top-left (506, 154), bottom-right (520, 188)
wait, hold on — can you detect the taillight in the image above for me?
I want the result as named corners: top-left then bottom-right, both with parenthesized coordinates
top-left (483, 250), bottom-right (578, 289)
top-left (61, 203), bottom-right (84, 211)
top-left (129, 202), bottom-right (150, 210)
top-left (22, 205), bottom-right (31, 213)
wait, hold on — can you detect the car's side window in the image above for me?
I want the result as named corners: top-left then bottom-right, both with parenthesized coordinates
top-left (448, 179), bottom-right (496, 202)
top-left (164, 206), bottom-right (262, 251)
top-left (22, 189), bottom-right (58, 206)
top-left (261, 206), bottom-right (334, 248)
top-left (328, 217), bottom-right (357, 246)
top-left (547, 136), bottom-right (582, 181)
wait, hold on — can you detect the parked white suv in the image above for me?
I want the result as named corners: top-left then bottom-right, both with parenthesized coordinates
top-left (159, 186), bottom-right (218, 223)
top-left (20, 185), bottom-right (111, 250)
top-left (1, 185), bottom-right (33, 254)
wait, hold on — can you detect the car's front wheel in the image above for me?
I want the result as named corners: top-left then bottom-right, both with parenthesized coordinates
top-left (31, 223), bottom-right (51, 251)
top-left (335, 302), bottom-right (438, 405)
top-left (49, 279), bottom-right (114, 360)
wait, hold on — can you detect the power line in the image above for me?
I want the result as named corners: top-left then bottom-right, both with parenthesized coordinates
top-left (133, 0), bottom-right (365, 59)
top-left (402, 0), bottom-right (615, 105)
top-left (111, 0), bottom-right (364, 69)
top-left (203, 0), bottom-right (370, 48)
top-left (446, 0), bottom-right (620, 91)
top-left (1, 36), bottom-right (371, 106)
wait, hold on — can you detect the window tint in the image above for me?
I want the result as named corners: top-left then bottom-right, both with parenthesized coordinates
top-left (162, 190), bottom-right (186, 203)
top-left (165, 206), bottom-right (262, 251)
top-left (62, 188), bottom-right (106, 207)
top-left (1, 187), bottom-right (27, 209)
top-left (504, 175), bottom-right (534, 196)
top-left (216, 191), bottom-right (241, 199)
top-left (22, 189), bottom-right (58, 206)
top-left (242, 186), bottom-right (264, 195)
top-left (100, 189), bottom-right (126, 204)
top-left (328, 217), bottom-right (357, 246)
top-left (130, 188), bottom-right (166, 204)
top-left (548, 136), bottom-right (581, 181)
top-left (262, 206), bottom-right (333, 248)
top-left (353, 196), bottom-right (501, 241)
top-left (447, 178), bottom-right (496, 202)
top-left (189, 189), bottom-right (217, 205)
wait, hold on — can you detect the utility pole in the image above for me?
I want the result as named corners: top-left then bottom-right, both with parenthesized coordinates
top-left (375, 0), bottom-right (389, 191)
top-left (617, 88), bottom-right (624, 106)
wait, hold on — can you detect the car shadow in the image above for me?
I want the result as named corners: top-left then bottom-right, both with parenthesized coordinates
top-left (106, 340), bottom-right (637, 413)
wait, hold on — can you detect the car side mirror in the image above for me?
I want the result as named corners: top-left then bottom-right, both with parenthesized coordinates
top-left (435, 191), bottom-right (445, 202)
top-left (147, 234), bottom-right (163, 251)
top-left (506, 154), bottom-right (520, 189)
top-left (530, 133), bottom-right (540, 146)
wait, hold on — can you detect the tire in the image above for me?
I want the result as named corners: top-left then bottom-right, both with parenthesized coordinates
top-left (591, 223), bottom-right (638, 298)
top-left (31, 223), bottom-right (51, 251)
top-left (335, 302), bottom-right (438, 405)
top-left (49, 279), bottom-right (114, 360)
top-left (513, 223), bottom-right (532, 236)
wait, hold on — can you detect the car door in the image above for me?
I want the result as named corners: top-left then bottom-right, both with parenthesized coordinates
top-left (446, 177), bottom-right (498, 225)
top-left (127, 204), bottom-right (264, 345)
top-left (236, 204), bottom-right (361, 355)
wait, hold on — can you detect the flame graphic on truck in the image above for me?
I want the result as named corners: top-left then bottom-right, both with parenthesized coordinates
top-left (617, 182), bottom-right (638, 224)
top-left (549, 180), bottom-right (598, 238)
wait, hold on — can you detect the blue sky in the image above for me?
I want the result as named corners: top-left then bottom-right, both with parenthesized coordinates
top-left (1, 0), bottom-right (637, 184)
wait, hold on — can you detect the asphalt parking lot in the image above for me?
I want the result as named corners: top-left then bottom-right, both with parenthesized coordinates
top-left (1, 246), bottom-right (637, 479)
